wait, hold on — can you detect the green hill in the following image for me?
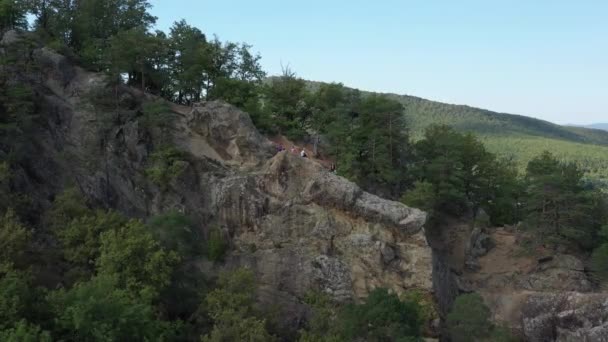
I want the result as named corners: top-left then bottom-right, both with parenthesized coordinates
top-left (386, 93), bottom-right (608, 183)
top-left (381, 93), bottom-right (608, 144)
top-left (304, 80), bottom-right (608, 182)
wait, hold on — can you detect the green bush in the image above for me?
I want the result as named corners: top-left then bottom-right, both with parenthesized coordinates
top-left (207, 227), bottom-right (228, 262)
top-left (401, 181), bottom-right (436, 213)
top-left (145, 147), bottom-right (189, 190)
top-left (447, 293), bottom-right (492, 342)
top-left (591, 243), bottom-right (608, 283)
top-left (48, 275), bottom-right (169, 341)
top-left (46, 188), bottom-right (92, 229)
top-left (203, 268), bottom-right (275, 342)
top-left (147, 211), bottom-right (202, 258)
top-left (97, 220), bottom-right (180, 298)
top-left (0, 320), bottom-right (52, 342)
top-left (0, 267), bottom-right (32, 330)
top-left (401, 289), bottom-right (438, 326)
top-left (141, 99), bottom-right (174, 143)
top-left (298, 291), bottom-right (342, 342)
top-left (0, 208), bottom-right (31, 266)
top-left (489, 325), bottom-right (519, 342)
top-left (338, 288), bottom-right (423, 341)
top-left (55, 210), bottom-right (127, 270)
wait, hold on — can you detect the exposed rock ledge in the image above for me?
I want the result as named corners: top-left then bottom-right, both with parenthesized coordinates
top-left (178, 103), bottom-right (433, 328)
top-left (8, 35), bottom-right (433, 331)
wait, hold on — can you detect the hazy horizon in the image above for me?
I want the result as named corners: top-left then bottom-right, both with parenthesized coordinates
top-left (149, 0), bottom-right (607, 125)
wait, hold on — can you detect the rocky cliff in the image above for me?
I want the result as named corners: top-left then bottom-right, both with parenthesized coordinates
top-left (2, 32), bottom-right (432, 333)
top-left (452, 224), bottom-right (608, 341)
top-left (5, 31), bottom-right (608, 341)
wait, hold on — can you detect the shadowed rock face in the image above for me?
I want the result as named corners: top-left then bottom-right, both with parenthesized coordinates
top-left (2, 31), bottom-right (433, 333)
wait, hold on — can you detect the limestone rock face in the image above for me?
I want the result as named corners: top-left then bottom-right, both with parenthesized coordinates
top-left (522, 292), bottom-right (608, 342)
top-left (4, 31), bottom-right (433, 332)
top-left (519, 255), bottom-right (593, 292)
top-left (215, 151), bottom-right (433, 309)
top-left (179, 101), bottom-right (275, 165)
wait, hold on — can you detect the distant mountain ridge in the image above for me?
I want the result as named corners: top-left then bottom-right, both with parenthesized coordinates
top-left (302, 79), bottom-right (608, 145)
top-left (568, 123), bottom-right (608, 132)
top-left (302, 79), bottom-right (608, 181)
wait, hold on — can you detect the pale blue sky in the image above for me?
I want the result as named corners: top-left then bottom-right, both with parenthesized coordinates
top-left (149, 0), bottom-right (607, 124)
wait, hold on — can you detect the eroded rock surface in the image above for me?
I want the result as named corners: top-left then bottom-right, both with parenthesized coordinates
top-left (3, 31), bottom-right (433, 333)
top-left (522, 292), bottom-right (608, 342)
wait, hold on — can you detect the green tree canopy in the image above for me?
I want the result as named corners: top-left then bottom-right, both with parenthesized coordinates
top-left (54, 210), bottom-right (127, 271)
top-left (406, 125), bottom-right (522, 226)
top-left (0, 320), bottom-right (52, 342)
top-left (524, 151), bottom-right (606, 249)
top-left (0, 0), bottom-right (28, 32)
top-left (97, 219), bottom-right (180, 298)
top-left (0, 208), bottom-right (31, 266)
top-left (338, 288), bottom-right (423, 341)
top-left (48, 274), bottom-right (168, 341)
top-left (447, 293), bottom-right (493, 342)
top-left (202, 268), bottom-right (275, 342)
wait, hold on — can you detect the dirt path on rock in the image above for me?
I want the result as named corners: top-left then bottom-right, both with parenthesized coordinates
top-left (269, 135), bottom-right (335, 169)
top-left (475, 228), bottom-right (536, 283)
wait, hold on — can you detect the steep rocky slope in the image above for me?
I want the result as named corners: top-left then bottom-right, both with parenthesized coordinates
top-left (451, 224), bottom-right (608, 341)
top-left (2, 32), bottom-right (432, 333)
top-left (4, 31), bottom-right (608, 341)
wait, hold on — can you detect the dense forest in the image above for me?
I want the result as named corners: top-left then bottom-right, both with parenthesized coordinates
top-left (2, 1), bottom-right (608, 341)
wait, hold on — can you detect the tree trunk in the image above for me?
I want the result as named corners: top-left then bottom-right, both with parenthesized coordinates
top-left (141, 62), bottom-right (145, 92)
top-left (389, 113), bottom-right (393, 163)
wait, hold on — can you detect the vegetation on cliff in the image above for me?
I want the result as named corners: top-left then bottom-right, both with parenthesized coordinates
top-left (2, 1), bottom-right (608, 341)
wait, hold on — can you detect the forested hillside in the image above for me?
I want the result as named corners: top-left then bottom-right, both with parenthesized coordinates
top-left (302, 80), bottom-right (608, 182)
top-left (570, 123), bottom-right (608, 131)
top-left (391, 93), bottom-right (608, 182)
top-left (3, 1), bottom-right (608, 341)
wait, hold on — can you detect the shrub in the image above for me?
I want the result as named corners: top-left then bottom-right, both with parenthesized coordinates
top-left (401, 181), bottom-right (436, 213)
top-left (147, 211), bottom-right (202, 258)
top-left (0, 208), bottom-right (31, 265)
top-left (55, 210), bottom-right (127, 270)
top-left (97, 220), bottom-right (180, 298)
top-left (145, 147), bottom-right (188, 190)
top-left (298, 291), bottom-right (341, 342)
top-left (0, 320), bottom-right (52, 342)
top-left (202, 268), bottom-right (275, 342)
top-left (447, 293), bottom-right (492, 342)
top-left (207, 227), bottom-right (228, 262)
top-left (591, 243), bottom-right (608, 283)
top-left (401, 289), bottom-right (438, 325)
top-left (338, 288), bottom-right (423, 341)
top-left (48, 275), bottom-right (169, 341)
top-left (46, 188), bottom-right (91, 229)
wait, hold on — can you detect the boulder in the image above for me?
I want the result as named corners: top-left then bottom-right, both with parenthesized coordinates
top-left (465, 227), bottom-right (494, 271)
top-left (519, 254), bottom-right (592, 292)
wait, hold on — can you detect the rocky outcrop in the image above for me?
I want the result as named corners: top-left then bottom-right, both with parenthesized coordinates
top-left (522, 292), bottom-right (608, 342)
top-left (519, 255), bottom-right (593, 293)
top-left (201, 149), bottom-right (433, 327)
top-left (457, 226), bottom-right (603, 341)
top-left (2, 31), bottom-right (433, 333)
top-left (465, 227), bottom-right (494, 271)
top-left (6, 31), bottom-right (608, 341)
